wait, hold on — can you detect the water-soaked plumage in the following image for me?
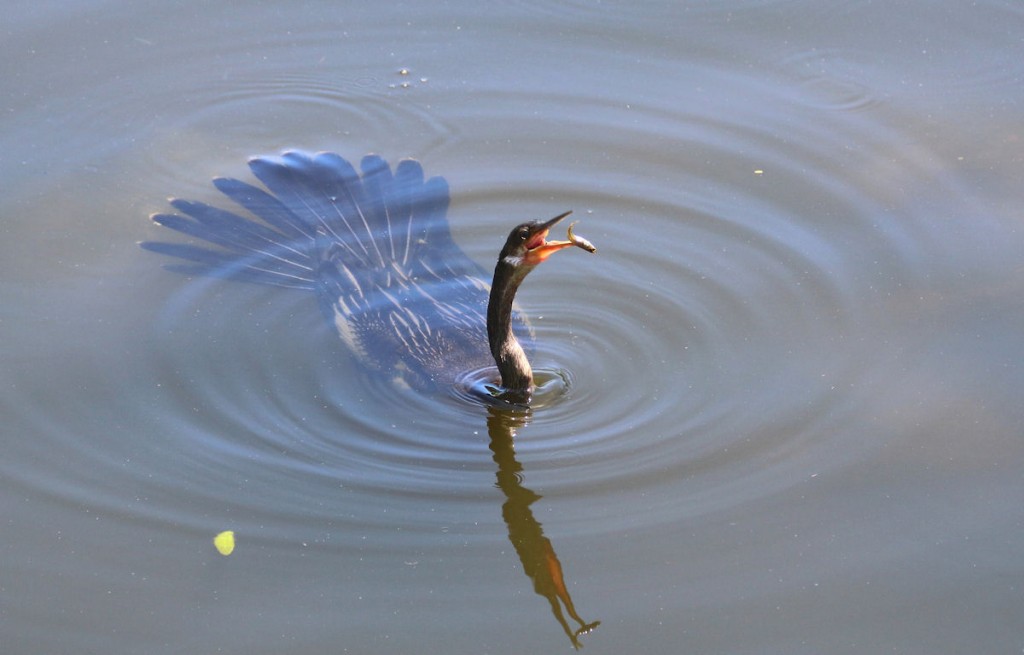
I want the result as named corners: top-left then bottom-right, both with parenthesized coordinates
top-left (143, 151), bottom-right (590, 402)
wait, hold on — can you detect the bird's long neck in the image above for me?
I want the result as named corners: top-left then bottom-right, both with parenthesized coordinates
top-left (487, 260), bottom-right (535, 393)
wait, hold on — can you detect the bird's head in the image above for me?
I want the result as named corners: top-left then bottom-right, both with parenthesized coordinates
top-left (499, 210), bottom-right (577, 268)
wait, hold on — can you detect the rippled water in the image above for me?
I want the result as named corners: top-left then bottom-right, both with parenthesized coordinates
top-left (3, 1), bottom-right (1023, 653)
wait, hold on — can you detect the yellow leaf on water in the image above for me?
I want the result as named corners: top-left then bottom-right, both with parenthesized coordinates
top-left (214, 530), bottom-right (235, 556)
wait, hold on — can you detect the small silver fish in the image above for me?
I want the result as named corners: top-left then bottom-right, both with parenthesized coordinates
top-left (567, 221), bottom-right (597, 253)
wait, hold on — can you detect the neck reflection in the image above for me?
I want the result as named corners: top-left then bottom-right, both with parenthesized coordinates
top-left (486, 406), bottom-right (600, 649)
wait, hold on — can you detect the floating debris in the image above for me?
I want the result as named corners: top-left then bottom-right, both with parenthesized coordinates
top-left (214, 530), bottom-right (235, 556)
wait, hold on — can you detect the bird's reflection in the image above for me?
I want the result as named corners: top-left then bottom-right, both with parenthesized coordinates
top-left (486, 405), bottom-right (600, 649)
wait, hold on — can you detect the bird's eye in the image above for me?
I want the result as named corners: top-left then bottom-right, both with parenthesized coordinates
top-left (517, 227), bottom-right (530, 241)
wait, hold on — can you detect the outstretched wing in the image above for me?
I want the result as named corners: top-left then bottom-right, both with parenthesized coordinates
top-left (143, 151), bottom-right (508, 386)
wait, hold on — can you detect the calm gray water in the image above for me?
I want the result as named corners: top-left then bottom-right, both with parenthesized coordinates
top-left (3, 1), bottom-right (1023, 653)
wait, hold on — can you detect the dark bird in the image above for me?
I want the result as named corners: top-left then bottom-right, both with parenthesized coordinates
top-left (143, 151), bottom-right (594, 403)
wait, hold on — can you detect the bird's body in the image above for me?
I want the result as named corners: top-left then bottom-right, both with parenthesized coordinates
top-left (144, 151), bottom-right (589, 402)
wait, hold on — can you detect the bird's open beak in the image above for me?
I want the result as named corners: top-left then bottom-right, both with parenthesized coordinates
top-left (524, 210), bottom-right (576, 265)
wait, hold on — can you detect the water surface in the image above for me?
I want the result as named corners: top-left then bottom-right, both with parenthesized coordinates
top-left (2, 1), bottom-right (1023, 653)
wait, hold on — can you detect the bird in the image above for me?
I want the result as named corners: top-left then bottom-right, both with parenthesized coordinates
top-left (142, 151), bottom-right (594, 404)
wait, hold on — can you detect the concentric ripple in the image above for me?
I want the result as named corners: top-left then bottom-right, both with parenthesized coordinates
top-left (126, 79), bottom-right (928, 547)
top-left (5, 46), bottom-right (992, 552)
